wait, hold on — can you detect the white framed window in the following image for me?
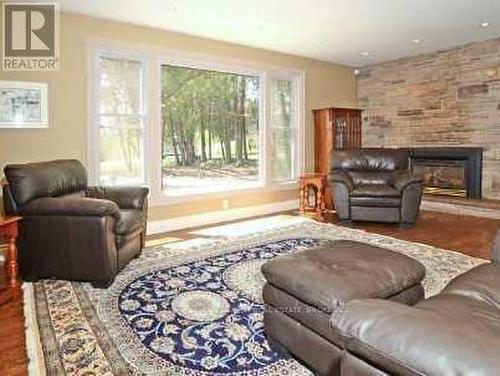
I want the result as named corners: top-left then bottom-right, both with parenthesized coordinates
top-left (90, 50), bottom-right (147, 185)
top-left (268, 75), bottom-right (300, 182)
top-left (160, 62), bottom-right (264, 196)
top-left (89, 41), bottom-right (304, 203)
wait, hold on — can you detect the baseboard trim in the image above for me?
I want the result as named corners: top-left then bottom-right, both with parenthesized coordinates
top-left (147, 199), bottom-right (298, 235)
top-left (421, 199), bottom-right (500, 219)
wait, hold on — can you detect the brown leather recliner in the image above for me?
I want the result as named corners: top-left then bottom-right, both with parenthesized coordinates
top-left (2, 159), bottom-right (149, 288)
top-left (329, 148), bottom-right (423, 227)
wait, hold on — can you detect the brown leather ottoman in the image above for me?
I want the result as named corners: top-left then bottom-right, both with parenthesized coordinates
top-left (261, 240), bottom-right (425, 376)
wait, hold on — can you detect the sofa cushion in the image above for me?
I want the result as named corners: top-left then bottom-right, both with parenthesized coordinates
top-left (351, 184), bottom-right (401, 197)
top-left (348, 172), bottom-right (394, 186)
top-left (350, 184), bottom-right (401, 207)
top-left (350, 197), bottom-right (401, 208)
top-left (4, 159), bottom-right (87, 206)
top-left (261, 240), bottom-right (425, 313)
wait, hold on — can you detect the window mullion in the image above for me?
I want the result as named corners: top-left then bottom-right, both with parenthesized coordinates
top-left (147, 59), bottom-right (163, 199)
top-left (261, 72), bottom-right (270, 186)
top-left (94, 52), bottom-right (146, 186)
top-left (295, 73), bottom-right (305, 178)
top-left (89, 50), bottom-right (101, 185)
top-left (291, 77), bottom-right (299, 180)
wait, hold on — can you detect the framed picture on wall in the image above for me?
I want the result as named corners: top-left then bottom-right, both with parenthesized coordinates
top-left (0, 80), bottom-right (49, 128)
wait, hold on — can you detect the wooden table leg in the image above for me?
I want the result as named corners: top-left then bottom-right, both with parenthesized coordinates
top-left (6, 236), bottom-right (19, 288)
top-left (4, 223), bottom-right (20, 289)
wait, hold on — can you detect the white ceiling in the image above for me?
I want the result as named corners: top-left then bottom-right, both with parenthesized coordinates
top-left (57, 0), bottom-right (500, 67)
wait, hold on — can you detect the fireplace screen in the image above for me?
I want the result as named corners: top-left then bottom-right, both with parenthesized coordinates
top-left (411, 159), bottom-right (467, 197)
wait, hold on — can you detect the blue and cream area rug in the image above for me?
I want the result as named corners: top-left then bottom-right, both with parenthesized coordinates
top-left (24, 216), bottom-right (486, 375)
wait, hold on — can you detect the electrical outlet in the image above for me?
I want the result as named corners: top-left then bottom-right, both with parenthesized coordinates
top-left (222, 199), bottom-right (230, 210)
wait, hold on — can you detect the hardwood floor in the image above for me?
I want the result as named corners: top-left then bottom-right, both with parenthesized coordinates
top-left (0, 284), bottom-right (26, 376)
top-left (0, 209), bottom-right (498, 375)
top-left (325, 210), bottom-right (498, 260)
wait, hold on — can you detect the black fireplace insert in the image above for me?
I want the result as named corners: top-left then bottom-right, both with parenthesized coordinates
top-left (406, 147), bottom-right (482, 199)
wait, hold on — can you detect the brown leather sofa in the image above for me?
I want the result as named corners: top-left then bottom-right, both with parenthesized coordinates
top-left (262, 240), bottom-right (426, 375)
top-left (334, 251), bottom-right (500, 375)
top-left (263, 233), bottom-right (500, 375)
top-left (330, 148), bottom-right (423, 227)
top-left (2, 159), bottom-right (149, 288)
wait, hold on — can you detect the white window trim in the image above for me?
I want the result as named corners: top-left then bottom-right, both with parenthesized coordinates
top-left (88, 39), bottom-right (305, 206)
top-left (266, 70), bottom-right (306, 183)
top-left (88, 46), bottom-right (149, 186)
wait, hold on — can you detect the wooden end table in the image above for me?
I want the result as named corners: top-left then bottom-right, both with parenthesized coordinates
top-left (299, 173), bottom-right (327, 221)
top-left (0, 216), bottom-right (22, 288)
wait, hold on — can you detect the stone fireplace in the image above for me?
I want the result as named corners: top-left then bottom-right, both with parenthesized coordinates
top-left (407, 148), bottom-right (483, 199)
top-left (357, 37), bottom-right (500, 199)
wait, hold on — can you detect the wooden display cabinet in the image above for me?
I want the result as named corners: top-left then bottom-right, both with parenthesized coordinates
top-left (313, 107), bottom-right (362, 209)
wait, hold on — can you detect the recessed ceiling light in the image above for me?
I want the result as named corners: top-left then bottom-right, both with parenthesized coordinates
top-left (480, 21), bottom-right (490, 28)
top-left (360, 51), bottom-right (369, 57)
top-left (412, 39), bottom-right (423, 44)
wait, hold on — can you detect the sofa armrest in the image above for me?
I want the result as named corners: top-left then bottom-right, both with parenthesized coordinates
top-left (86, 186), bottom-right (149, 210)
top-left (2, 182), bottom-right (18, 216)
top-left (332, 299), bottom-right (419, 375)
top-left (20, 197), bottom-right (120, 219)
top-left (390, 170), bottom-right (423, 192)
top-left (491, 229), bottom-right (500, 263)
top-left (332, 298), bottom-right (500, 375)
top-left (329, 169), bottom-right (354, 191)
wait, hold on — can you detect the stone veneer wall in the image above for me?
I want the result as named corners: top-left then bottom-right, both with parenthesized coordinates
top-left (357, 37), bottom-right (500, 199)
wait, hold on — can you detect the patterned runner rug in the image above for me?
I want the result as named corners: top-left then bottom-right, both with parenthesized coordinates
top-left (24, 217), bottom-right (486, 375)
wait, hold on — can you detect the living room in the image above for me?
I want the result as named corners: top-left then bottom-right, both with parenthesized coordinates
top-left (0, 1), bottom-right (499, 375)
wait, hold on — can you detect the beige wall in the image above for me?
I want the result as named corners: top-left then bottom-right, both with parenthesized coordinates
top-left (0, 12), bottom-right (356, 220)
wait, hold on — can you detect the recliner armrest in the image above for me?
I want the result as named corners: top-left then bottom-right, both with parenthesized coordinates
top-left (329, 169), bottom-right (354, 191)
top-left (20, 197), bottom-right (120, 219)
top-left (390, 170), bottom-right (423, 192)
top-left (86, 186), bottom-right (149, 210)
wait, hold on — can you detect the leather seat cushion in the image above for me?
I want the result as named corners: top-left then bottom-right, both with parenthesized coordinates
top-left (350, 196), bottom-right (401, 207)
top-left (350, 184), bottom-right (401, 207)
top-left (351, 184), bottom-right (401, 197)
top-left (261, 240), bottom-right (425, 313)
top-left (116, 209), bottom-right (145, 235)
top-left (349, 172), bottom-right (394, 186)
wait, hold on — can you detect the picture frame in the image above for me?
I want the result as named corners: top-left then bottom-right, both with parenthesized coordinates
top-left (0, 80), bottom-right (49, 129)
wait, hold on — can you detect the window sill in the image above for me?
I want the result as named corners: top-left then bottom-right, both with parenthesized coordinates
top-left (150, 181), bottom-right (298, 206)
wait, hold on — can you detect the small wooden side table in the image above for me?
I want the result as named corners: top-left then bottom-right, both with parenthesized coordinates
top-left (299, 173), bottom-right (327, 221)
top-left (0, 216), bottom-right (22, 288)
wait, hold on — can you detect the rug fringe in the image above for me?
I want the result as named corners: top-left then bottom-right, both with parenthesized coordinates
top-left (23, 282), bottom-right (46, 376)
